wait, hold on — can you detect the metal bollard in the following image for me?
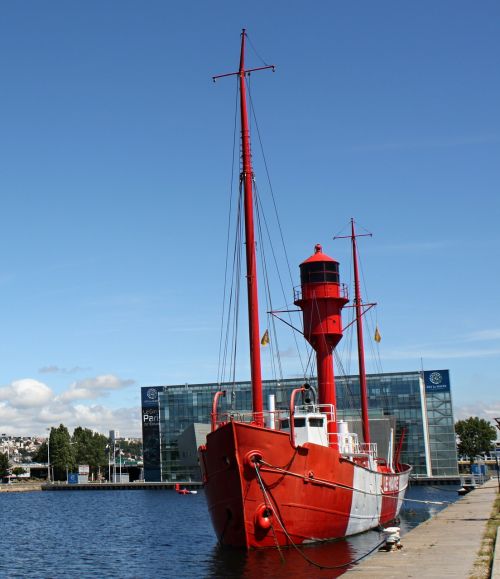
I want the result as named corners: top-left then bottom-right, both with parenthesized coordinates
top-left (380, 527), bottom-right (402, 551)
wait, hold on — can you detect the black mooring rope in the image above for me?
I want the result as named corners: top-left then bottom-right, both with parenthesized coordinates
top-left (254, 463), bottom-right (387, 570)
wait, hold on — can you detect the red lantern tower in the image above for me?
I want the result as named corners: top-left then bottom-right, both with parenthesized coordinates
top-left (294, 244), bottom-right (349, 444)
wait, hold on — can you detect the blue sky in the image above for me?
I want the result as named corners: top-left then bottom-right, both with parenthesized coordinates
top-left (0, 1), bottom-right (498, 436)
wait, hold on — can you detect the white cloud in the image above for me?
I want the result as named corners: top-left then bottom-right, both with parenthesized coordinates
top-left (57, 374), bottom-right (135, 403)
top-left (348, 134), bottom-right (500, 152)
top-left (38, 365), bottom-right (91, 375)
top-left (0, 375), bottom-right (141, 437)
top-left (0, 379), bottom-right (53, 408)
top-left (454, 401), bottom-right (500, 428)
top-left (463, 329), bottom-right (500, 342)
top-left (379, 346), bottom-right (500, 361)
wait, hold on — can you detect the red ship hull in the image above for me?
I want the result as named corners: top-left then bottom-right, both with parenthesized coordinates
top-left (200, 420), bottom-right (411, 549)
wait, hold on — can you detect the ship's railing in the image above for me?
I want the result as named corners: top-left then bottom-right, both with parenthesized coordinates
top-left (329, 433), bottom-right (378, 459)
top-left (211, 403), bottom-right (336, 433)
top-left (293, 283), bottom-right (349, 302)
top-left (293, 403), bottom-right (335, 419)
top-left (211, 400), bottom-right (381, 459)
top-left (211, 409), bottom-right (290, 431)
top-left (358, 442), bottom-right (379, 459)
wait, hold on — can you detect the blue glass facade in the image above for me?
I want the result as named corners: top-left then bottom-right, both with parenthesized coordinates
top-left (141, 369), bottom-right (458, 481)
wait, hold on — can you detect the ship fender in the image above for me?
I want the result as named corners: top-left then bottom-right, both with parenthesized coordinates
top-left (254, 503), bottom-right (273, 530)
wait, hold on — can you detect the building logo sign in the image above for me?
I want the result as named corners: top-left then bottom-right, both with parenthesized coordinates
top-left (429, 372), bottom-right (442, 385)
top-left (142, 408), bottom-right (160, 426)
top-left (146, 388), bottom-right (158, 400)
top-left (424, 370), bottom-right (450, 392)
top-left (141, 386), bottom-right (164, 407)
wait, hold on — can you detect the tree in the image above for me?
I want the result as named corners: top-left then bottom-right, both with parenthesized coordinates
top-left (119, 439), bottom-right (143, 460)
top-left (0, 451), bottom-right (9, 478)
top-left (50, 424), bottom-right (76, 480)
top-left (455, 417), bottom-right (497, 464)
top-left (72, 427), bottom-right (108, 479)
top-left (12, 467), bottom-right (26, 477)
top-left (32, 441), bottom-right (48, 463)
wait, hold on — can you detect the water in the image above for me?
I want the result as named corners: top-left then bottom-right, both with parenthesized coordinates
top-left (0, 485), bottom-right (459, 578)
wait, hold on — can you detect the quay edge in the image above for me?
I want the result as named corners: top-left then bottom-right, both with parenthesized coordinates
top-left (41, 481), bottom-right (203, 491)
top-left (346, 478), bottom-right (499, 578)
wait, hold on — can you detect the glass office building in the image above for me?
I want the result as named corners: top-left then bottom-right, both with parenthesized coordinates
top-left (141, 369), bottom-right (458, 482)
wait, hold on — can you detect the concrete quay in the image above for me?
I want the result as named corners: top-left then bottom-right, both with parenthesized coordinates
top-left (41, 481), bottom-right (202, 491)
top-left (0, 482), bottom-right (43, 493)
top-left (347, 478), bottom-right (499, 578)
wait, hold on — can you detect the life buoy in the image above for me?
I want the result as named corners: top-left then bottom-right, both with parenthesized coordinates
top-left (254, 503), bottom-right (273, 530)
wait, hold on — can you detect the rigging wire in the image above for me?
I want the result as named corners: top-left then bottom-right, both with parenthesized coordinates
top-left (246, 75), bottom-right (308, 381)
top-left (221, 185), bottom-right (243, 389)
top-left (337, 247), bottom-right (360, 417)
top-left (217, 80), bottom-right (241, 386)
top-left (246, 31), bottom-right (272, 68)
top-left (354, 228), bottom-right (394, 415)
top-left (359, 249), bottom-right (384, 376)
top-left (254, 181), bottom-right (283, 384)
top-left (232, 189), bottom-right (244, 386)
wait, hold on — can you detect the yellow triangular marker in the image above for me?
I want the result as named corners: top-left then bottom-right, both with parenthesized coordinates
top-left (261, 329), bottom-right (270, 346)
top-left (374, 326), bottom-right (381, 343)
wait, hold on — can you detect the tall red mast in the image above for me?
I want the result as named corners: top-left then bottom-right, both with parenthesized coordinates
top-left (350, 219), bottom-right (371, 445)
top-left (213, 30), bottom-right (274, 426)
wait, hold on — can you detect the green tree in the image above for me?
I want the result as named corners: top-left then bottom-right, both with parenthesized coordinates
top-left (12, 467), bottom-right (26, 477)
top-left (455, 417), bottom-right (497, 464)
top-left (50, 424), bottom-right (76, 480)
top-left (32, 441), bottom-right (48, 463)
top-left (72, 427), bottom-right (108, 479)
top-left (119, 439), bottom-right (143, 460)
top-left (0, 451), bottom-right (9, 478)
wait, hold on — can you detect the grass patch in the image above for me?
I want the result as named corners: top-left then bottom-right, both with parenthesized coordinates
top-left (470, 490), bottom-right (500, 579)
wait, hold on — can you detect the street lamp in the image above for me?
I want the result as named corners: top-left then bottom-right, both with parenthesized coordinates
top-left (46, 428), bottom-right (51, 483)
top-left (494, 418), bottom-right (500, 492)
top-left (6, 439), bottom-right (11, 485)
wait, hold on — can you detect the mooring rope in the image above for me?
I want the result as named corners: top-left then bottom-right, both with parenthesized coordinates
top-left (254, 463), bottom-right (388, 570)
top-left (258, 459), bottom-right (451, 506)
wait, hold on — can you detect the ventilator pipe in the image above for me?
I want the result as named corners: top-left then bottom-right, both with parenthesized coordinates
top-left (211, 390), bottom-right (226, 431)
top-left (267, 394), bottom-right (276, 429)
top-left (289, 386), bottom-right (306, 448)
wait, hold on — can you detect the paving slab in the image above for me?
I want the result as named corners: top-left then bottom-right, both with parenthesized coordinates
top-left (347, 478), bottom-right (499, 578)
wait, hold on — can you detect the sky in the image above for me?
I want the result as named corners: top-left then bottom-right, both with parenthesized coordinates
top-left (0, 1), bottom-right (498, 437)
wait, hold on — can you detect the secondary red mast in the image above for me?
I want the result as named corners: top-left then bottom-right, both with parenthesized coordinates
top-left (334, 220), bottom-right (373, 445)
top-left (350, 218), bottom-right (371, 445)
top-left (213, 30), bottom-right (274, 426)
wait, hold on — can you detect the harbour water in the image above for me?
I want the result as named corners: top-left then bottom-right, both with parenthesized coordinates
top-left (0, 485), bottom-right (459, 578)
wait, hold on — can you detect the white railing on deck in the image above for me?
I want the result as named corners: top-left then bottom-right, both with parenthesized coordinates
top-left (358, 442), bottom-right (379, 458)
top-left (293, 403), bottom-right (336, 420)
top-left (211, 404), bottom-right (378, 460)
top-left (329, 433), bottom-right (378, 459)
top-left (212, 409), bottom-right (290, 431)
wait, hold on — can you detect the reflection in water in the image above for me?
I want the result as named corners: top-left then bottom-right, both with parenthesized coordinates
top-left (207, 534), bottom-right (366, 578)
top-left (206, 485), bottom-right (460, 578)
top-left (0, 484), bottom-right (459, 578)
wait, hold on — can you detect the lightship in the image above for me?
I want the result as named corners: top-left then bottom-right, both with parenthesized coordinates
top-left (199, 30), bottom-right (411, 549)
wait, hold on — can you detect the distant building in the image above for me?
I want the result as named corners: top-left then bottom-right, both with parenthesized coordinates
top-left (141, 369), bottom-right (458, 482)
